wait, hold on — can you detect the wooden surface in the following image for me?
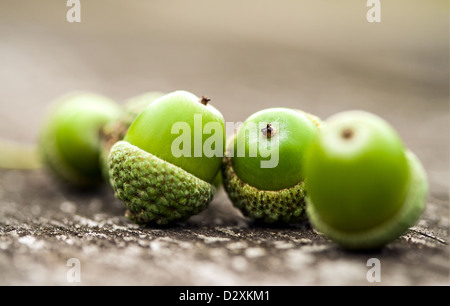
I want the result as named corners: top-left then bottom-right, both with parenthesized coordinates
top-left (0, 0), bottom-right (448, 285)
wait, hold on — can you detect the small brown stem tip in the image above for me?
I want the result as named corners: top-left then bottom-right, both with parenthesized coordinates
top-left (200, 96), bottom-right (211, 106)
top-left (261, 123), bottom-right (275, 138)
top-left (341, 128), bottom-right (354, 140)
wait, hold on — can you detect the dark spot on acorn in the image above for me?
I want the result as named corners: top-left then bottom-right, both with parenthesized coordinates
top-left (341, 128), bottom-right (354, 140)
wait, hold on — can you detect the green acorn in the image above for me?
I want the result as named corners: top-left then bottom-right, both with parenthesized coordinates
top-left (222, 108), bottom-right (321, 223)
top-left (39, 92), bottom-right (121, 187)
top-left (99, 92), bottom-right (165, 182)
top-left (109, 91), bottom-right (226, 225)
top-left (304, 111), bottom-right (428, 250)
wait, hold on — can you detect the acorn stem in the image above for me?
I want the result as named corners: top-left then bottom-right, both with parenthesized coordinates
top-left (261, 123), bottom-right (275, 138)
top-left (200, 96), bottom-right (210, 106)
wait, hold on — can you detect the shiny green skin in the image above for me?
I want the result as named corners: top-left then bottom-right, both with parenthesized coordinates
top-left (39, 92), bottom-right (121, 186)
top-left (305, 111), bottom-right (410, 232)
top-left (307, 149), bottom-right (427, 249)
top-left (125, 91), bottom-right (226, 183)
top-left (232, 108), bottom-right (319, 191)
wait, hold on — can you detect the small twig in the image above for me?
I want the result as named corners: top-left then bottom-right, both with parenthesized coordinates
top-left (410, 227), bottom-right (448, 245)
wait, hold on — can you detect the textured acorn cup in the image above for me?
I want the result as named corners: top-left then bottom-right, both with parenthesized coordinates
top-left (39, 92), bottom-right (121, 187)
top-left (304, 111), bottom-right (428, 250)
top-left (222, 108), bottom-right (322, 223)
top-left (109, 141), bottom-right (215, 225)
top-left (108, 91), bottom-right (225, 225)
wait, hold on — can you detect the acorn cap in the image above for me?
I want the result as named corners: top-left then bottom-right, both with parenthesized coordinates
top-left (222, 153), bottom-right (307, 224)
top-left (109, 141), bottom-right (215, 225)
top-left (306, 150), bottom-right (428, 250)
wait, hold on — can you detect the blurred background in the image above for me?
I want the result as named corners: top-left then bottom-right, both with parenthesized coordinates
top-left (0, 0), bottom-right (448, 195)
top-left (0, 0), bottom-right (448, 286)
